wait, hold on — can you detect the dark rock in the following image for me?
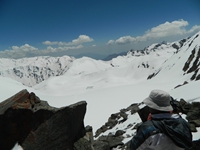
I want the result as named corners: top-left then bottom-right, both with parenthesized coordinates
top-left (101, 125), bottom-right (108, 132)
top-left (106, 118), bottom-right (118, 128)
top-left (74, 137), bottom-right (93, 150)
top-left (126, 123), bottom-right (134, 130)
top-left (128, 104), bottom-right (139, 114)
top-left (22, 101), bottom-right (87, 150)
top-left (147, 70), bottom-right (160, 79)
top-left (76, 125), bottom-right (94, 150)
top-left (187, 47), bottom-right (200, 74)
top-left (0, 89), bottom-right (87, 150)
top-left (115, 130), bottom-right (126, 137)
top-left (196, 74), bottom-right (200, 80)
top-left (0, 89), bottom-right (56, 150)
top-left (186, 102), bottom-right (200, 121)
top-left (95, 125), bottom-right (108, 138)
top-left (93, 140), bottom-right (110, 150)
top-left (108, 136), bottom-right (124, 149)
top-left (189, 123), bottom-right (197, 132)
top-left (172, 43), bottom-right (179, 50)
top-left (189, 119), bottom-right (200, 127)
top-left (94, 135), bottom-right (124, 150)
top-left (0, 108), bottom-right (54, 150)
top-left (174, 81), bottom-right (188, 89)
top-left (179, 99), bottom-right (191, 114)
top-left (119, 111), bottom-right (128, 121)
top-left (179, 38), bottom-right (187, 47)
top-left (123, 141), bottom-right (131, 150)
top-left (191, 69), bottom-right (199, 80)
top-left (85, 125), bottom-right (93, 132)
top-left (192, 139), bottom-right (200, 150)
top-left (183, 48), bottom-right (196, 72)
top-left (110, 113), bottom-right (120, 120)
top-left (187, 110), bottom-right (200, 121)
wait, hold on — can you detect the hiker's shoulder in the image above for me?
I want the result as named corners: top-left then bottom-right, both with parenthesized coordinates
top-left (138, 121), bottom-right (156, 133)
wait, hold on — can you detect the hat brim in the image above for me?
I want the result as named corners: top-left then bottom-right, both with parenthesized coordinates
top-left (143, 97), bottom-right (173, 111)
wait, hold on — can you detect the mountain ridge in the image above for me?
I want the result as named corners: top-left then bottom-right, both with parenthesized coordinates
top-left (0, 37), bottom-right (188, 87)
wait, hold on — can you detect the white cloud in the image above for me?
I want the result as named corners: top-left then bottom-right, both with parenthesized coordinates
top-left (110, 19), bottom-right (200, 45)
top-left (43, 35), bottom-right (94, 46)
top-left (139, 19), bottom-right (188, 40)
top-left (188, 25), bottom-right (200, 34)
top-left (106, 40), bottom-right (115, 45)
top-left (42, 41), bottom-right (58, 45)
top-left (0, 35), bottom-right (91, 59)
top-left (40, 45), bottom-right (83, 54)
top-left (115, 36), bottom-right (136, 44)
top-left (57, 45), bottom-right (83, 51)
top-left (0, 44), bottom-right (83, 59)
top-left (71, 35), bottom-right (94, 45)
top-left (11, 44), bottom-right (38, 52)
top-left (0, 35), bottom-right (92, 58)
top-left (0, 44), bottom-right (38, 58)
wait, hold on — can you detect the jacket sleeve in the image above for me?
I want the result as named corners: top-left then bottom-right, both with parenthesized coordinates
top-left (130, 122), bottom-right (158, 150)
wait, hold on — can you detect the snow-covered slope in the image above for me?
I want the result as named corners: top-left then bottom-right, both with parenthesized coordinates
top-left (32, 41), bottom-right (179, 96)
top-left (0, 39), bottom-right (182, 87)
top-left (148, 32), bottom-right (200, 85)
top-left (0, 56), bottom-right (74, 86)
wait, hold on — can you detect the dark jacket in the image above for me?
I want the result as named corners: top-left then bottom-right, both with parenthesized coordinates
top-left (130, 113), bottom-right (193, 150)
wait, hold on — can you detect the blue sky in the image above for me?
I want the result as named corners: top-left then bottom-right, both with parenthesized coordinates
top-left (0, 0), bottom-right (200, 59)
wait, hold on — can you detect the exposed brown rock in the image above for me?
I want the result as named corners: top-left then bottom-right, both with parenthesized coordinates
top-left (22, 101), bottom-right (87, 150)
top-left (0, 89), bottom-right (87, 150)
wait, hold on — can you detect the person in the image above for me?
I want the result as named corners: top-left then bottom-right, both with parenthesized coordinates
top-left (130, 89), bottom-right (193, 150)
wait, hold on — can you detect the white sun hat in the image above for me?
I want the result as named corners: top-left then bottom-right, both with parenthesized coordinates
top-left (143, 89), bottom-right (173, 111)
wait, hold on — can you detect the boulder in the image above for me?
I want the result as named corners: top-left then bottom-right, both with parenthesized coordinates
top-left (0, 89), bottom-right (87, 150)
top-left (115, 130), bottom-right (126, 137)
top-left (22, 101), bottom-right (86, 150)
top-left (74, 125), bottom-right (94, 150)
top-left (93, 140), bottom-right (110, 150)
top-left (192, 139), bottom-right (200, 150)
top-left (93, 135), bottom-right (124, 150)
top-left (74, 137), bottom-right (93, 150)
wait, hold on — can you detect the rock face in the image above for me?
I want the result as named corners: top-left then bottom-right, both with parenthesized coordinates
top-left (74, 125), bottom-right (94, 150)
top-left (94, 103), bottom-right (140, 150)
top-left (0, 89), bottom-right (87, 150)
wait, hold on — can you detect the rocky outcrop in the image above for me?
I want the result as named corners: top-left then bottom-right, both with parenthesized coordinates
top-left (94, 104), bottom-right (139, 139)
top-left (74, 125), bottom-right (94, 150)
top-left (93, 134), bottom-right (124, 150)
top-left (93, 104), bottom-right (140, 149)
top-left (179, 99), bottom-right (200, 132)
top-left (0, 89), bottom-right (87, 150)
top-left (94, 99), bottom-right (200, 150)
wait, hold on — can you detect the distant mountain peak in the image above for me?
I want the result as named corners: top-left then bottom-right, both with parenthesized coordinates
top-left (0, 32), bottom-right (199, 88)
top-left (102, 51), bottom-right (127, 61)
top-left (147, 31), bottom-right (200, 84)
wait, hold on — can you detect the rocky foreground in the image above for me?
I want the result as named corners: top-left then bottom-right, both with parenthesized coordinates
top-left (0, 89), bottom-right (93, 150)
top-left (0, 89), bottom-right (200, 150)
top-left (94, 98), bottom-right (200, 150)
